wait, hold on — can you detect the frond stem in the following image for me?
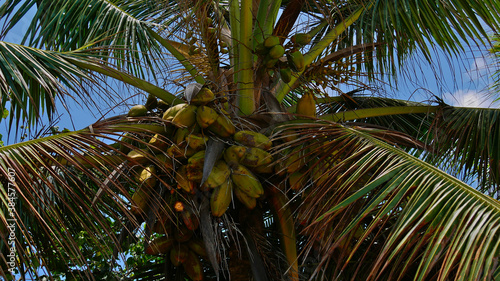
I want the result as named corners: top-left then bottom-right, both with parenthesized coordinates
top-left (68, 58), bottom-right (180, 105)
top-left (319, 106), bottom-right (439, 122)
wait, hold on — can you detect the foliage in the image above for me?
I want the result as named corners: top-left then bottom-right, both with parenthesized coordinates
top-left (492, 34), bottom-right (500, 98)
top-left (0, 0), bottom-right (499, 280)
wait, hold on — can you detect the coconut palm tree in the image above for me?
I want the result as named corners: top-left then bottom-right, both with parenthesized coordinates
top-left (1, 0), bottom-right (500, 280)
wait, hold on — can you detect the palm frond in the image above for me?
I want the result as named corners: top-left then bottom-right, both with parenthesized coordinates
top-left (318, 98), bottom-right (500, 197)
top-left (425, 106), bottom-right (500, 198)
top-left (279, 0), bottom-right (500, 83)
top-left (1, 0), bottom-right (168, 77)
top-left (492, 34), bottom-right (500, 95)
top-left (0, 116), bottom-right (175, 279)
top-left (276, 121), bottom-right (500, 280)
top-left (359, 0), bottom-right (500, 76)
top-left (0, 41), bottom-right (178, 131)
top-left (0, 41), bottom-right (98, 130)
top-left (290, 95), bottom-right (500, 195)
top-left (319, 94), bottom-right (435, 140)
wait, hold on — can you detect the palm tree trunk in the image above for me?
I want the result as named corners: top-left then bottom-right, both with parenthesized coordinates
top-left (227, 207), bottom-right (269, 280)
top-left (228, 242), bottom-right (252, 280)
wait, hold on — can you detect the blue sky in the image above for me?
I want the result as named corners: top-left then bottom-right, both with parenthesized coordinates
top-left (0, 2), bottom-right (499, 145)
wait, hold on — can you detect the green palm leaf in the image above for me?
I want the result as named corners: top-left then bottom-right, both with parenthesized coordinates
top-left (1, 0), bottom-right (167, 77)
top-left (354, 0), bottom-right (498, 74)
top-left (492, 34), bottom-right (500, 95)
top-left (316, 95), bottom-right (500, 195)
top-left (0, 41), bottom-right (97, 129)
top-left (273, 0), bottom-right (500, 90)
top-left (425, 106), bottom-right (500, 196)
top-left (0, 41), bottom-right (178, 129)
top-left (0, 116), bottom-right (174, 278)
top-left (279, 121), bottom-right (500, 280)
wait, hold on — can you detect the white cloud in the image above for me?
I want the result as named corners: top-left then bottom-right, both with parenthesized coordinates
top-left (465, 56), bottom-right (494, 83)
top-left (443, 90), bottom-right (500, 108)
top-left (471, 57), bottom-right (487, 71)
